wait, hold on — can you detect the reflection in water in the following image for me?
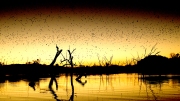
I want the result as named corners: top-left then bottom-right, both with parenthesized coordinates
top-left (139, 75), bottom-right (180, 101)
top-left (29, 81), bottom-right (35, 91)
top-left (75, 79), bottom-right (87, 86)
top-left (139, 75), bottom-right (180, 85)
top-left (48, 73), bottom-right (76, 101)
top-left (47, 73), bottom-right (87, 101)
top-left (48, 74), bottom-right (60, 101)
top-left (69, 73), bottom-right (74, 101)
top-left (76, 73), bottom-right (87, 86)
top-left (0, 74), bottom-right (180, 101)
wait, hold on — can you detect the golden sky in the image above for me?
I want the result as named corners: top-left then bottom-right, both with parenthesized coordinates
top-left (0, 1), bottom-right (180, 65)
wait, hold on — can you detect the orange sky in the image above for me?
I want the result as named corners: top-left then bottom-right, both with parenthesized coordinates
top-left (0, 1), bottom-right (180, 65)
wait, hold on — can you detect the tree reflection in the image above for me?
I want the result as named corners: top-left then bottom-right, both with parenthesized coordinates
top-left (69, 72), bottom-right (74, 101)
top-left (46, 46), bottom-right (87, 101)
top-left (29, 81), bottom-right (35, 91)
top-left (48, 73), bottom-right (75, 101)
top-left (48, 74), bottom-right (60, 101)
top-left (76, 73), bottom-right (87, 86)
top-left (48, 45), bottom-right (61, 101)
top-left (48, 45), bottom-right (75, 101)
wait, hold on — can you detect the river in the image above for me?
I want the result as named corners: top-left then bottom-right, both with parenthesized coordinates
top-left (0, 73), bottom-right (180, 101)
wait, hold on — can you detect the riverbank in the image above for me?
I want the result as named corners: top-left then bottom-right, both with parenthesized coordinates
top-left (0, 63), bottom-right (180, 76)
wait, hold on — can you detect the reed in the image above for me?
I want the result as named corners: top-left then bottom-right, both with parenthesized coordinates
top-left (132, 43), bottom-right (160, 65)
top-left (97, 54), bottom-right (113, 67)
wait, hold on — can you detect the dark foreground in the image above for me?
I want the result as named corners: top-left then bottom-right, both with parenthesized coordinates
top-left (0, 64), bottom-right (180, 77)
top-left (1, 64), bottom-right (180, 87)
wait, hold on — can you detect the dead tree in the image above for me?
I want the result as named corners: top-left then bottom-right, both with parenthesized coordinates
top-left (50, 45), bottom-right (62, 66)
top-left (48, 45), bottom-right (62, 101)
top-left (60, 48), bottom-right (76, 68)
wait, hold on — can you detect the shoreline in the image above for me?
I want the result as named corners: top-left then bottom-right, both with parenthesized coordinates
top-left (0, 64), bottom-right (180, 76)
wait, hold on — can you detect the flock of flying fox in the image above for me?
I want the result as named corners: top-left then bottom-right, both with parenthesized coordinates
top-left (0, 3), bottom-right (180, 66)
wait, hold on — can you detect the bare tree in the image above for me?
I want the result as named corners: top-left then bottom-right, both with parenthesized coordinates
top-left (170, 53), bottom-right (180, 58)
top-left (50, 45), bottom-right (63, 66)
top-left (132, 43), bottom-right (160, 65)
top-left (48, 45), bottom-right (63, 101)
top-left (60, 48), bottom-right (76, 68)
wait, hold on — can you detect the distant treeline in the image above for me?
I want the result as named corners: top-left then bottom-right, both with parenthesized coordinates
top-left (0, 53), bottom-right (180, 75)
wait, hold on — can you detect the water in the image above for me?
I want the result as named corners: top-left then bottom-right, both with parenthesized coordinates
top-left (0, 73), bottom-right (180, 101)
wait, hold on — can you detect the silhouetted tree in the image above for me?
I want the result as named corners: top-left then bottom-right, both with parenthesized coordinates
top-left (0, 62), bottom-right (4, 66)
top-left (33, 59), bottom-right (41, 64)
top-left (137, 55), bottom-right (169, 74)
top-left (60, 48), bottom-right (76, 68)
top-left (48, 45), bottom-right (62, 101)
top-left (50, 45), bottom-right (62, 66)
top-left (25, 59), bottom-right (40, 65)
top-left (169, 53), bottom-right (180, 69)
top-left (26, 61), bottom-right (32, 64)
top-left (133, 43), bottom-right (160, 65)
top-left (170, 53), bottom-right (180, 58)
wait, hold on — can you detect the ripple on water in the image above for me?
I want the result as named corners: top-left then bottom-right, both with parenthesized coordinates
top-left (0, 73), bottom-right (180, 101)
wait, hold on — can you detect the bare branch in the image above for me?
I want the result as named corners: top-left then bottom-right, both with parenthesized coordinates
top-left (71, 48), bottom-right (76, 54)
top-left (97, 54), bottom-right (102, 66)
top-left (61, 53), bottom-right (66, 60)
top-left (148, 43), bottom-right (158, 56)
top-left (56, 44), bottom-right (59, 51)
top-left (142, 45), bottom-right (147, 57)
top-left (155, 51), bottom-right (160, 55)
top-left (50, 45), bottom-right (62, 66)
top-left (109, 55), bottom-right (113, 65)
top-left (60, 48), bottom-right (76, 68)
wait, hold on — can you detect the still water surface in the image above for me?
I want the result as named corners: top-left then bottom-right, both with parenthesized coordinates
top-left (0, 73), bottom-right (180, 101)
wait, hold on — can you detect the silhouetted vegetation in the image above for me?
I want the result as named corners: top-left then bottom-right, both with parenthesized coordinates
top-left (26, 59), bottom-right (41, 65)
top-left (0, 45), bottom-right (180, 78)
top-left (0, 62), bottom-right (5, 66)
top-left (0, 45), bottom-right (180, 101)
top-left (1, 56), bottom-right (180, 75)
top-left (136, 55), bottom-right (170, 74)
